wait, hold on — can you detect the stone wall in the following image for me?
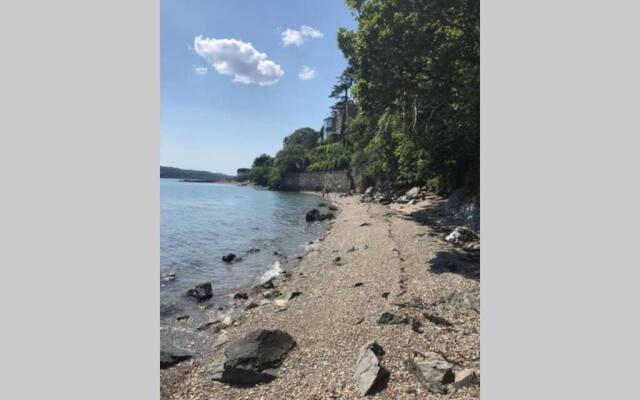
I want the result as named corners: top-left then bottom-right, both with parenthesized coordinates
top-left (281, 170), bottom-right (353, 193)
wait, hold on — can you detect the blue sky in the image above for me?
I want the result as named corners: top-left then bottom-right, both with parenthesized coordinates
top-left (161, 0), bottom-right (356, 175)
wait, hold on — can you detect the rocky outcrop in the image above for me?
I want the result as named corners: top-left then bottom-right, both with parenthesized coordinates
top-left (186, 282), bottom-right (213, 301)
top-left (353, 341), bottom-right (388, 396)
top-left (210, 329), bottom-right (296, 385)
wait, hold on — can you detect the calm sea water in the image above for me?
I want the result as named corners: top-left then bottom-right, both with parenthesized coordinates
top-left (160, 179), bottom-right (327, 353)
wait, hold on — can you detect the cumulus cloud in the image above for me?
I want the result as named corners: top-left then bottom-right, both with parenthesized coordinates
top-left (193, 66), bottom-right (208, 75)
top-left (281, 25), bottom-right (323, 47)
top-left (193, 36), bottom-right (284, 86)
top-left (298, 66), bottom-right (317, 80)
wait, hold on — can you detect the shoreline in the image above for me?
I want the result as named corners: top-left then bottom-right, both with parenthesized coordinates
top-left (161, 192), bottom-right (480, 399)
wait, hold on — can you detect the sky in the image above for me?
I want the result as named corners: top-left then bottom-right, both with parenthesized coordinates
top-left (161, 0), bottom-right (357, 175)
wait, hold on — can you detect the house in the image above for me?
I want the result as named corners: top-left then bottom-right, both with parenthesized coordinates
top-left (236, 168), bottom-right (250, 177)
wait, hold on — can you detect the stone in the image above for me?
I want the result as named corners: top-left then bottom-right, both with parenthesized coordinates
top-left (196, 321), bottom-right (222, 332)
top-left (381, 292), bottom-right (390, 298)
top-left (450, 368), bottom-right (477, 391)
top-left (353, 341), bottom-right (388, 396)
top-left (320, 212), bottom-right (335, 221)
top-left (377, 312), bottom-right (408, 325)
top-left (274, 299), bottom-right (288, 308)
top-left (263, 289), bottom-right (282, 299)
top-left (285, 291), bottom-right (302, 301)
top-left (160, 304), bottom-right (183, 319)
top-left (161, 350), bottom-right (192, 369)
top-left (213, 332), bottom-right (229, 348)
top-left (353, 282), bottom-right (364, 287)
top-left (233, 292), bottom-right (248, 300)
top-left (306, 209), bottom-right (321, 222)
top-left (347, 246), bottom-right (356, 252)
top-left (186, 282), bottom-right (213, 301)
top-left (364, 186), bottom-right (375, 196)
top-left (444, 227), bottom-right (478, 244)
top-left (318, 202), bottom-right (327, 207)
top-left (247, 248), bottom-right (260, 253)
top-left (210, 329), bottom-right (296, 385)
top-left (222, 253), bottom-right (236, 262)
top-left (260, 278), bottom-right (275, 290)
top-left (329, 205), bottom-right (338, 211)
top-left (176, 314), bottom-right (189, 321)
top-left (245, 301), bottom-right (259, 310)
top-left (405, 353), bottom-right (455, 394)
top-left (160, 272), bottom-right (176, 282)
top-left (405, 186), bottom-right (421, 200)
top-left (221, 316), bottom-right (234, 328)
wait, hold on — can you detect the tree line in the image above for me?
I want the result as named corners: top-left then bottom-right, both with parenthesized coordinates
top-left (249, 0), bottom-right (479, 195)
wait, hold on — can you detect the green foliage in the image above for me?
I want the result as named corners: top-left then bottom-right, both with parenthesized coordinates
top-left (248, 154), bottom-right (274, 185)
top-left (308, 143), bottom-right (351, 172)
top-left (282, 127), bottom-right (320, 150)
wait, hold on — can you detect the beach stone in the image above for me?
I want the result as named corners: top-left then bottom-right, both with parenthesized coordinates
top-left (353, 341), bottom-right (388, 396)
top-left (222, 253), bottom-right (236, 262)
top-left (210, 329), bottom-right (296, 385)
top-left (306, 209), bottom-right (321, 222)
top-left (186, 282), bottom-right (213, 301)
top-left (329, 205), bottom-right (338, 211)
top-left (445, 227), bottom-right (478, 244)
top-left (196, 321), bottom-right (222, 332)
top-left (405, 353), bottom-right (454, 394)
top-left (320, 212), bottom-right (335, 221)
top-left (161, 350), bottom-right (192, 369)
top-left (176, 314), bottom-right (189, 321)
top-left (449, 368), bottom-right (477, 392)
top-left (285, 291), bottom-right (302, 301)
top-left (233, 292), bottom-right (248, 300)
top-left (213, 332), bottom-right (229, 348)
top-left (245, 301), bottom-right (259, 310)
top-left (377, 312), bottom-right (408, 325)
top-left (260, 278), bottom-right (275, 290)
top-left (247, 248), bottom-right (260, 253)
top-left (221, 316), bottom-right (234, 327)
top-left (263, 289), bottom-right (281, 299)
top-left (364, 186), bottom-right (375, 196)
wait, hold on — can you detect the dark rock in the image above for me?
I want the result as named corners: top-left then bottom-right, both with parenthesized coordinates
top-left (176, 314), bottom-right (189, 321)
top-left (334, 256), bottom-right (341, 263)
top-left (329, 205), bottom-right (338, 211)
top-left (260, 278), bottom-right (275, 290)
top-left (318, 202), bottom-right (327, 207)
top-left (210, 329), bottom-right (296, 385)
top-left (263, 289), bottom-right (281, 299)
top-left (347, 246), bottom-right (356, 252)
top-left (285, 291), bottom-right (302, 301)
top-left (247, 248), bottom-right (260, 253)
top-left (222, 253), bottom-right (236, 262)
top-left (245, 301), bottom-right (259, 310)
top-left (377, 312), bottom-right (408, 325)
top-left (381, 292), bottom-right (390, 298)
top-left (186, 282), bottom-right (213, 301)
top-left (353, 282), bottom-right (364, 287)
top-left (353, 341), bottom-right (389, 396)
top-left (305, 209), bottom-right (321, 222)
top-left (320, 212), bottom-right (335, 221)
top-left (273, 251), bottom-right (280, 256)
top-left (360, 222), bottom-right (371, 227)
top-left (234, 292), bottom-right (248, 300)
top-left (161, 350), bottom-right (192, 369)
top-left (404, 353), bottom-right (454, 394)
top-left (160, 304), bottom-right (183, 319)
top-left (423, 312), bottom-right (453, 327)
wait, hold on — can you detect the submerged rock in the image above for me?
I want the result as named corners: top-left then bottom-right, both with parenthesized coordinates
top-left (222, 253), bottom-right (236, 262)
top-left (353, 341), bottom-right (388, 396)
top-left (233, 292), bottom-right (249, 300)
top-left (186, 282), bottom-right (213, 301)
top-left (306, 209), bottom-right (321, 222)
top-left (160, 272), bottom-right (176, 282)
top-left (210, 329), bottom-right (296, 385)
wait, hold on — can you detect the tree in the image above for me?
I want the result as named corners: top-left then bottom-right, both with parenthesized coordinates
top-left (282, 127), bottom-right (321, 150)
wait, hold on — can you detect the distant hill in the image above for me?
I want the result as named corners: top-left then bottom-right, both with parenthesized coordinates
top-left (160, 166), bottom-right (232, 181)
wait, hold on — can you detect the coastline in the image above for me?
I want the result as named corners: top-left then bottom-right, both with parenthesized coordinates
top-left (161, 192), bottom-right (480, 399)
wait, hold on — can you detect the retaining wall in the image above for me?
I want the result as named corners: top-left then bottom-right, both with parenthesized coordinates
top-left (281, 170), bottom-right (353, 193)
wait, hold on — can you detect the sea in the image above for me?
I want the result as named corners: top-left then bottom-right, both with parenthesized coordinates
top-left (160, 179), bottom-right (328, 354)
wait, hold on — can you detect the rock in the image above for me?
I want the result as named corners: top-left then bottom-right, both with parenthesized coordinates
top-left (213, 332), bottom-right (229, 348)
top-left (233, 292), bottom-right (248, 300)
top-left (196, 321), bottom-right (222, 332)
top-left (320, 212), bottom-right (335, 221)
top-left (285, 291), bottom-right (302, 301)
top-left (329, 205), bottom-right (338, 211)
top-left (210, 329), bottom-right (296, 385)
top-left (450, 368), bottom-right (477, 392)
top-left (381, 292), bottom-right (390, 298)
top-left (377, 312), bottom-right (408, 325)
top-left (405, 186), bottom-right (421, 200)
top-left (405, 353), bottom-right (454, 394)
top-left (245, 301), bottom-right (259, 310)
top-left (160, 272), bottom-right (176, 282)
top-left (444, 227), bottom-right (478, 244)
top-left (360, 222), bottom-right (371, 227)
top-left (161, 350), bottom-right (192, 369)
top-left (306, 209), bottom-right (321, 222)
top-left (160, 304), bottom-right (183, 319)
top-left (464, 242), bottom-right (481, 252)
top-left (247, 248), bottom-right (260, 253)
top-left (347, 246), bottom-right (356, 252)
top-left (263, 289), bottom-right (281, 299)
top-left (186, 282), bottom-right (213, 301)
top-left (334, 256), bottom-right (341, 263)
top-left (353, 282), bottom-right (364, 287)
top-left (364, 186), bottom-right (375, 196)
top-left (353, 341), bottom-right (388, 396)
top-left (222, 253), bottom-right (236, 262)
top-left (408, 199), bottom-right (418, 205)
top-left (260, 278), bottom-right (275, 290)
top-left (274, 299), bottom-right (288, 308)
top-left (221, 316), bottom-right (234, 327)
top-left (176, 314), bottom-right (189, 321)
top-left (318, 202), bottom-right (327, 207)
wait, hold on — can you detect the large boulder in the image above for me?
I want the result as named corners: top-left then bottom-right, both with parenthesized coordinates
top-left (405, 186), bottom-right (421, 200)
top-left (405, 353), bottom-right (455, 394)
top-left (210, 329), bottom-right (296, 385)
top-left (186, 282), bottom-right (213, 301)
top-left (364, 186), bottom-right (375, 196)
top-left (305, 209), bottom-right (321, 222)
top-left (160, 350), bottom-right (192, 369)
top-left (353, 341), bottom-right (388, 396)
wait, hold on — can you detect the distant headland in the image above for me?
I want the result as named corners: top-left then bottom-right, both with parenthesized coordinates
top-left (160, 166), bottom-right (233, 182)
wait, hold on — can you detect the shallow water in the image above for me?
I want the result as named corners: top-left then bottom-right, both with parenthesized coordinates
top-left (160, 179), bottom-right (327, 354)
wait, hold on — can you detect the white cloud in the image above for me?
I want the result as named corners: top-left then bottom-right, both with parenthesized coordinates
top-left (298, 65), bottom-right (317, 80)
top-left (281, 25), bottom-right (323, 47)
top-left (193, 66), bottom-right (208, 75)
top-left (193, 36), bottom-right (284, 86)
